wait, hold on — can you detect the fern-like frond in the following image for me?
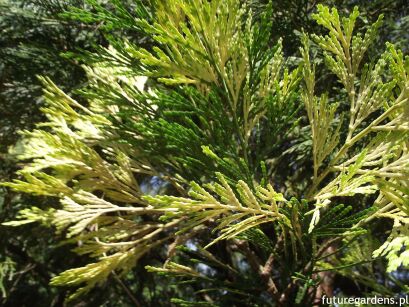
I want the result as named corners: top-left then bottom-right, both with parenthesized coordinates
top-left (129, 0), bottom-right (247, 88)
top-left (301, 35), bottom-right (342, 179)
top-left (145, 172), bottom-right (290, 248)
top-left (2, 78), bottom-right (143, 203)
top-left (373, 216), bottom-right (409, 272)
top-left (50, 245), bottom-right (149, 300)
top-left (146, 262), bottom-right (205, 279)
top-left (315, 150), bottom-right (378, 202)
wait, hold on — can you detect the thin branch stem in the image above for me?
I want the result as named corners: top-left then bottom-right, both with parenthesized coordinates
top-left (113, 272), bottom-right (142, 307)
top-left (233, 240), bottom-right (279, 300)
top-left (306, 95), bottom-right (407, 199)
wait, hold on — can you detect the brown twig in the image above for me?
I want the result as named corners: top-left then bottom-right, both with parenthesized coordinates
top-left (112, 272), bottom-right (142, 307)
top-left (233, 240), bottom-right (279, 300)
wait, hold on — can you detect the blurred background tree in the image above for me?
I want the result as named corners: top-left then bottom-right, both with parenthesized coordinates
top-left (0, 0), bottom-right (407, 306)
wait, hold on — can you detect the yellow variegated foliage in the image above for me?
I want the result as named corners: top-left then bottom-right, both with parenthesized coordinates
top-left (2, 1), bottom-right (409, 301)
top-left (302, 5), bottom-right (409, 271)
top-left (144, 172), bottom-right (290, 248)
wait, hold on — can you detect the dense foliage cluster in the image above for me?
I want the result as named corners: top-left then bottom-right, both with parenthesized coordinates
top-left (1, 0), bottom-right (408, 306)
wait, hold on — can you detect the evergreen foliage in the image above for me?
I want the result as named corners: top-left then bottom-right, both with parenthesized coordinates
top-left (1, 0), bottom-right (408, 305)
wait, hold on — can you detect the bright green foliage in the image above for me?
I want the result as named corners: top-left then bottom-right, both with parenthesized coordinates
top-left (2, 1), bottom-right (409, 305)
top-left (373, 217), bottom-right (409, 272)
top-left (302, 5), bottom-right (409, 275)
top-left (301, 36), bottom-right (342, 180)
top-left (145, 173), bottom-right (289, 248)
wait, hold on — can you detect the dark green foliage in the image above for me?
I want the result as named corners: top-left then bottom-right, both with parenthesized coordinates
top-left (1, 0), bottom-right (408, 306)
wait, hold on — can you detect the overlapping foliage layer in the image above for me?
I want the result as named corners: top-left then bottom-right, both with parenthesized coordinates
top-left (2, 0), bottom-right (409, 305)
